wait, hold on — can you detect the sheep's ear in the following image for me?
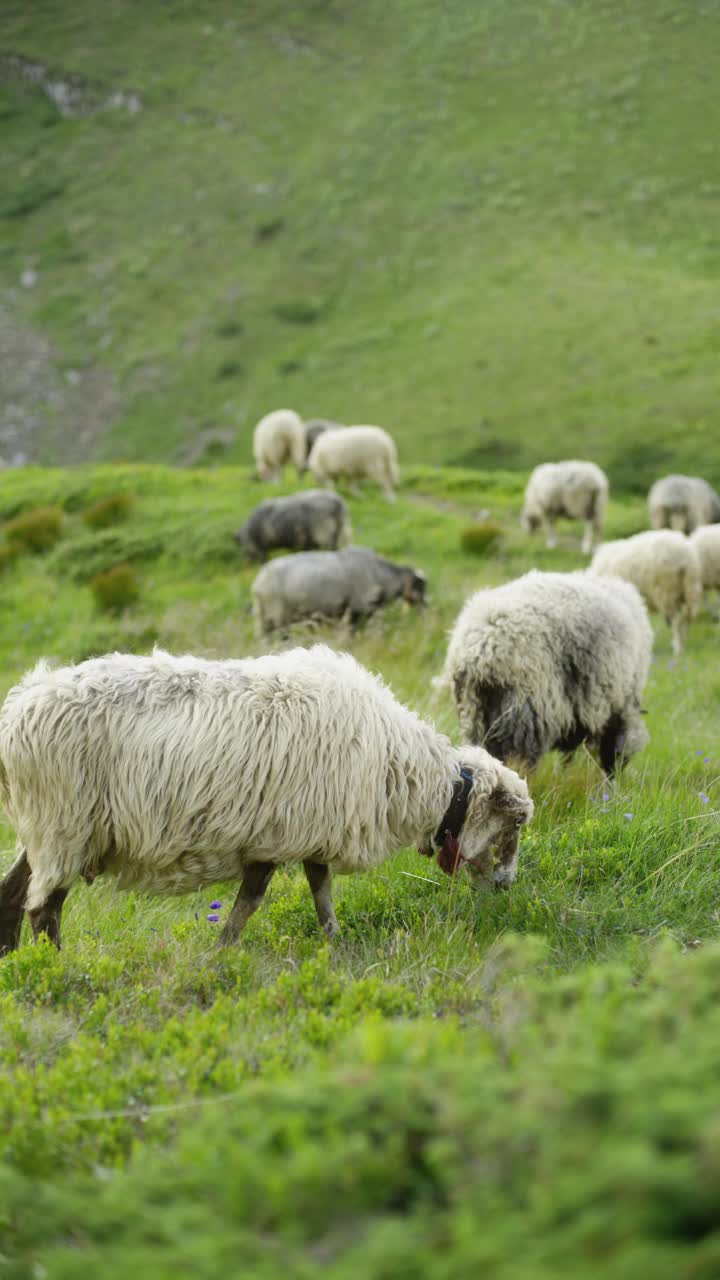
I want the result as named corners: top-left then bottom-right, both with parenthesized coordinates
top-left (491, 785), bottom-right (531, 821)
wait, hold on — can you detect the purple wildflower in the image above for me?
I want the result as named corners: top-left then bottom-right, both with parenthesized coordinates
top-left (705, 757), bottom-right (712, 765)
top-left (602, 792), bottom-right (610, 802)
top-left (699, 792), bottom-right (709, 806)
top-left (207, 912), bottom-right (220, 923)
top-left (210, 900), bottom-right (222, 910)
top-left (624, 812), bottom-right (634, 821)
top-left (697, 749), bottom-right (705, 757)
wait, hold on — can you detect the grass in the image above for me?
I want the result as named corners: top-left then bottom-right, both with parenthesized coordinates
top-left (0, 0), bottom-right (720, 484)
top-left (0, 463), bottom-right (719, 1272)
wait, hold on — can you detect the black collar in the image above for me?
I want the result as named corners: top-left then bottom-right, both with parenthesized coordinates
top-left (434, 767), bottom-right (474, 848)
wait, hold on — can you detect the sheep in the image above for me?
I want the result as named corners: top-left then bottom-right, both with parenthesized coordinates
top-left (648, 474), bottom-right (720, 534)
top-left (591, 529), bottom-right (702, 655)
top-left (689, 524), bottom-right (720, 614)
top-left (253, 409), bottom-right (306, 482)
top-left (437, 570), bottom-right (652, 775)
top-left (0, 646), bottom-right (533, 954)
top-left (520, 461), bottom-right (609, 554)
top-left (252, 546), bottom-right (426, 635)
top-left (303, 418), bottom-right (343, 463)
top-left (234, 491), bottom-right (352, 561)
top-left (308, 425), bottom-right (399, 501)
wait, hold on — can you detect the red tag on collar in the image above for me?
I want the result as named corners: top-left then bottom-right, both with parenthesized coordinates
top-left (437, 833), bottom-right (464, 876)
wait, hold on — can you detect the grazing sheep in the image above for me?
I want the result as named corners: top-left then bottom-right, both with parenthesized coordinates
top-left (437, 570), bottom-right (652, 775)
top-left (303, 418), bottom-right (343, 463)
top-left (253, 409), bottom-right (306, 482)
top-left (234, 491), bottom-right (352, 561)
top-left (689, 524), bottom-right (720, 614)
top-left (252, 546), bottom-right (426, 635)
top-left (591, 529), bottom-right (702, 655)
top-left (0, 646), bottom-right (533, 954)
top-left (648, 474), bottom-right (720, 534)
top-left (308, 425), bottom-right (399, 501)
top-left (520, 461), bottom-right (609, 554)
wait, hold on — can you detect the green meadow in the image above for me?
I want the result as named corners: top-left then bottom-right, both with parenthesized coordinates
top-left (2, 0), bottom-right (720, 1272)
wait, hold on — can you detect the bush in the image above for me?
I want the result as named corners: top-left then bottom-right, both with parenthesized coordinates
top-left (460, 519), bottom-right (503, 555)
top-left (4, 506), bottom-right (64, 552)
top-left (91, 563), bottom-right (140, 613)
top-left (83, 493), bottom-right (134, 530)
top-left (49, 528), bottom-right (164, 582)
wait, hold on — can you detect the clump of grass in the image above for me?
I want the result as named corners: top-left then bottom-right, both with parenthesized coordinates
top-left (460, 519), bottom-right (503, 555)
top-left (255, 217), bottom-right (285, 240)
top-left (83, 493), bottom-right (134, 529)
top-left (214, 318), bottom-right (243, 339)
top-left (5, 506), bottom-right (64, 552)
top-left (0, 177), bottom-right (65, 220)
top-left (215, 359), bottom-right (244, 380)
top-left (0, 540), bottom-right (25, 571)
top-left (49, 527), bottom-right (164, 581)
top-left (91, 563), bottom-right (140, 613)
top-left (272, 299), bottom-right (323, 325)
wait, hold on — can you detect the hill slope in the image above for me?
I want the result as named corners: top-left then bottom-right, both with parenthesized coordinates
top-left (2, 0), bottom-right (720, 484)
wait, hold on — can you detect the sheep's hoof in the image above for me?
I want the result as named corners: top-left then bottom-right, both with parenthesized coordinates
top-left (322, 919), bottom-right (341, 940)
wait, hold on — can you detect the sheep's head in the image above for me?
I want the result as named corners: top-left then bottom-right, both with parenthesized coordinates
top-left (422, 746), bottom-right (533, 888)
top-left (401, 569), bottom-right (427, 605)
top-left (520, 506), bottom-right (540, 534)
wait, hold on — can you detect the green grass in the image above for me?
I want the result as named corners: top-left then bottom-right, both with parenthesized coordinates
top-left (0, 463), bottom-right (719, 1272)
top-left (2, 0), bottom-right (720, 485)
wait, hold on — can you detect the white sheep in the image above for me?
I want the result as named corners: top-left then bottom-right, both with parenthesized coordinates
top-left (308, 425), bottom-right (399, 500)
top-left (253, 408), bottom-right (306, 482)
top-left (648, 474), bottom-right (720, 534)
top-left (591, 529), bottom-right (702, 655)
top-left (0, 646), bottom-right (533, 953)
top-left (689, 525), bottom-right (720, 613)
top-left (520, 461), bottom-right (609, 554)
top-left (437, 570), bottom-right (652, 774)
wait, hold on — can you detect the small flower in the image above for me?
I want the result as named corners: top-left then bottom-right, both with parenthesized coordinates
top-left (624, 812), bottom-right (634, 821)
top-left (699, 792), bottom-right (709, 806)
top-left (705, 757), bottom-right (712, 765)
top-left (207, 912), bottom-right (220, 923)
top-left (602, 792), bottom-right (610, 802)
top-left (210, 900), bottom-right (222, 910)
top-left (697, 749), bottom-right (705, 757)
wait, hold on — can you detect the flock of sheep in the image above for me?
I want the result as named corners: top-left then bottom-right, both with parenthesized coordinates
top-left (0, 409), bottom-right (718, 954)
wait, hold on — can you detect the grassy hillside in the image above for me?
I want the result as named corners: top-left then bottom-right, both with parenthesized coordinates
top-left (2, 0), bottom-right (720, 485)
top-left (0, 464), bottom-right (720, 1273)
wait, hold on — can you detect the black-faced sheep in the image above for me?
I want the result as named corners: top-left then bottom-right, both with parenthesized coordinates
top-left (308, 425), bottom-right (399, 500)
top-left (0, 647), bottom-right (533, 953)
top-left (251, 546), bottom-right (426, 635)
top-left (303, 419), bottom-right (343, 463)
top-left (253, 409), bottom-right (306, 482)
top-left (648, 474), bottom-right (720, 534)
top-left (520, 461), bottom-right (609, 554)
top-left (234, 491), bottom-right (352, 561)
top-left (437, 570), bottom-right (652, 775)
top-left (591, 529), bottom-right (702, 655)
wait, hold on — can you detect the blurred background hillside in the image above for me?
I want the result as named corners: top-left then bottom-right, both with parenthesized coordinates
top-left (2, 0), bottom-right (720, 489)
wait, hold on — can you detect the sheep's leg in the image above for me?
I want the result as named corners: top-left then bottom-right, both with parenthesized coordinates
top-left (303, 860), bottom-right (340, 939)
top-left (671, 615), bottom-right (685, 656)
top-left (581, 520), bottom-right (594, 555)
top-left (28, 887), bottom-right (68, 950)
top-left (542, 516), bottom-right (557, 549)
top-left (218, 862), bottom-right (276, 946)
top-left (0, 848), bottom-right (31, 956)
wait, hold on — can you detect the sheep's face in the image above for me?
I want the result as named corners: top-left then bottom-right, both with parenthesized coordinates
top-left (456, 747), bottom-right (533, 888)
top-left (402, 570), bottom-right (426, 605)
top-left (520, 507), bottom-right (540, 534)
top-left (233, 523), bottom-right (250, 548)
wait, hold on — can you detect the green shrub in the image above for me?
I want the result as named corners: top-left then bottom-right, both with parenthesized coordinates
top-left (91, 563), bottom-right (140, 613)
top-left (272, 299), bottom-right (324, 325)
top-left (215, 359), bottom-right (244, 380)
top-left (460, 519), bottom-right (503, 555)
top-left (4, 505), bottom-right (64, 552)
top-left (83, 493), bottom-right (134, 529)
top-left (0, 539), bottom-right (25, 571)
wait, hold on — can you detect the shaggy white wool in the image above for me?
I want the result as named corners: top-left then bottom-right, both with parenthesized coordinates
top-left (592, 529), bottom-right (702, 655)
top-left (308, 426), bottom-right (399, 500)
top-left (690, 524), bottom-right (720, 592)
top-left (438, 570), bottom-right (652, 769)
top-left (0, 646), bottom-right (532, 912)
top-left (520, 460), bottom-right (608, 554)
top-left (253, 409), bottom-right (306, 481)
top-left (648, 474), bottom-right (720, 535)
